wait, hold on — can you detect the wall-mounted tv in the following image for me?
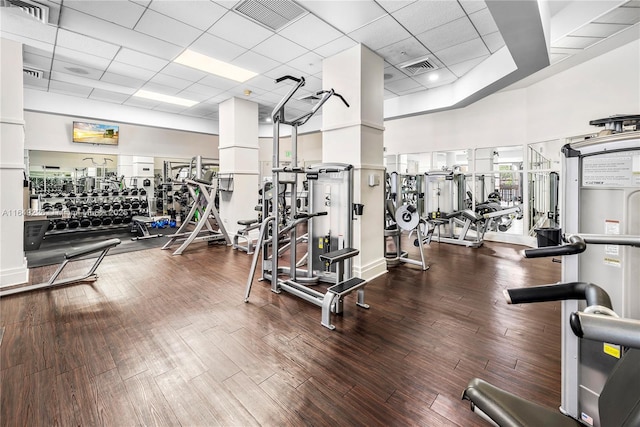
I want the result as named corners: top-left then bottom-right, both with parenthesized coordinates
top-left (73, 121), bottom-right (119, 146)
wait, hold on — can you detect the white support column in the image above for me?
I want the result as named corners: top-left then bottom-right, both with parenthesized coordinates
top-left (218, 97), bottom-right (259, 236)
top-left (1, 38), bottom-right (29, 287)
top-left (322, 44), bottom-right (387, 281)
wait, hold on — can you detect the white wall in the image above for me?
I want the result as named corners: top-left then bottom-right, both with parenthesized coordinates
top-left (24, 111), bottom-right (219, 159)
top-left (384, 39), bottom-right (640, 154)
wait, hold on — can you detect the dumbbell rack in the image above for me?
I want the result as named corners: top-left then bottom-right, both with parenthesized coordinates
top-left (38, 190), bottom-right (149, 236)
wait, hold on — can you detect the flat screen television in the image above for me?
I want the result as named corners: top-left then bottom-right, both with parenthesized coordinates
top-left (73, 121), bottom-right (119, 146)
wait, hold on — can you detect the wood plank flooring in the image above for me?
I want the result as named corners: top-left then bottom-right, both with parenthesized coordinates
top-left (1, 238), bottom-right (561, 426)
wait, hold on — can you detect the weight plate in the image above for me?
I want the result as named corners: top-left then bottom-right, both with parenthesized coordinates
top-left (395, 205), bottom-right (419, 231)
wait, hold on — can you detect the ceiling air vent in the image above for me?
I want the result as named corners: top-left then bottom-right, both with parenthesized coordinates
top-left (1, 0), bottom-right (49, 24)
top-left (233, 0), bottom-right (306, 32)
top-left (399, 56), bottom-right (439, 76)
top-left (23, 67), bottom-right (44, 79)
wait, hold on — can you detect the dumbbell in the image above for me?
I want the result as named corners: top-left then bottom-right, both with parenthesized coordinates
top-left (80, 218), bottom-right (91, 227)
top-left (54, 202), bottom-right (63, 210)
top-left (140, 200), bottom-right (148, 209)
top-left (101, 216), bottom-right (113, 226)
top-left (102, 202), bottom-right (112, 212)
top-left (55, 219), bottom-right (68, 230)
top-left (80, 192), bottom-right (88, 198)
top-left (102, 190), bottom-right (109, 197)
top-left (121, 190), bottom-right (129, 196)
top-left (68, 193), bottom-right (76, 198)
top-left (131, 189), bottom-right (139, 196)
top-left (139, 189), bottom-right (147, 196)
top-left (80, 204), bottom-right (89, 213)
top-left (111, 190), bottom-right (119, 196)
top-left (68, 219), bottom-right (80, 229)
top-left (112, 202), bottom-right (122, 212)
top-left (122, 216), bottom-right (132, 224)
top-left (122, 201), bottom-right (132, 210)
top-left (42, 203), bottom-right (53, 212)
top-left (91, 191), bottom-right (99, 197)
top-left (91, 217), bottom-right (102, 227)
top-left (131, 200), bottom-right (140, 209)
top-left (112, 216), bottom-right (123, 225)
top-left (91, 204), bottom-right (101, 212)
top-left (47, 221), bottom-right (55, 231)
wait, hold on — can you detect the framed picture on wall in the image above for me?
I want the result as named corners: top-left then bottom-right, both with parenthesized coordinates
top-left (72, 122), bottom-right (119, 146)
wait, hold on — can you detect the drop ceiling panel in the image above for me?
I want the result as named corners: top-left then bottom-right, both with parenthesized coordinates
top-left (303, 75), bottom-right (322, 92)
top-left (414, 68), bottom-right (457, 89)
top-left (148, 73), bottom-right (194, 91)
top-left (207, 10), bottom-right (273, 49)
top-left (434, 37), bottom-right (489, 66)
top-left (482, 31), bottom-right (505, 53)
top-left (161, 63), bottom-right (208, 82)
top-left (278, 14), bottom-right (342, 50)
top-left (252, 34), bottom-right (309, 63)
top-left (142, 81), bottom-right (182, 96)
top-left (189, 33), bottom-right (247, 62)
top-left (176, 88), bottom-right (218, 103)
top-left (416, 17), bottom-right (479, 53)
top-left (554, 35), bottom-right (604, 49)
top-left (60, 8), bottom-right (183, 60)
top-left (49, 79), bottom-right (93, 97)
top-left (107, 61), bottom-right (157, 81)
top-left (198, 74), bottom-right (241, 91)
top-left (63, 1), bottom-right (146, 29)
top-left (313, 36), bottom-right (358, 58)
top-left (254, 91), bottom-right (287, 104)
top-left (55, 29), bottom-right (119, 59)
top-left (459, 0), bottom-right (487, 15)
top-left (184, 82), bottom-right (227, 98)
top-left (0, 31), bottom-right (54, 55)
top-left (468, 8), bottom-right (499, 36)
top-left (153, 104), bottom-right (190, 114)
top-left (134, 9), bottom-right (202, 47)
top-left (101, 72), bottom-right (146, 90)
top-left (148, 0), bottom-right (228, 31)
top-left (287, 51), bottom-right (324, 75)
top-left (23, 45), bottom-right (53, 59)
top-left (376, 1), bottom-right (416, 14)
top-left (394, 86), bottom-right (425, 96)
top-left (245, 75), bottom-right (279, 90)
top-left (123, 97), bottom-right (162, 109)
top-left (392, 1), bottom-right (466, 35)
top-left (113, 48), bottom-right (170, 72)
top-left (376, 37), bottom-right (431, 66)
top-left (571, 22), bottom-right (631, 38)
top-left (54, 46), bottom-right (112, 71)
top-left (447, 54), bottom-right (489, 77)
top-left (23, 51), bottom-right (53, 71)
top-left (297, 0), bottom-right (386, 33)
top-left (349, 15), bottom-right (412, 51)
top-left (383, 65), bottom-right (409, 83)
top-left (594, 6), bottom-right (640, 24)
top-left (51, 71), bottom-right (136, 94)
top-left (384, 77), bottom-right (422, 93)
top-left (51, 59), bottom-right (104, 80)
top-left (1, 8), bottom-right (57, 44)
top-left (88, 89), bottom-right (130, 104)
top-left (23, 75), bottom-right (49, 90)
top-left (232, 50), bottom-right (280, 74)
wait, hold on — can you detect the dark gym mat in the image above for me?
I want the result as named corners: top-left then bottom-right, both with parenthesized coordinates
top-left (26, 228), bottom-right (168, 268)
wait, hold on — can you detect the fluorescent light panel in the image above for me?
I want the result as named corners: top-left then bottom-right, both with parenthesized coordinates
top-left (174, 49), bottom-right (258, 83)
top-left (133, 89), bottom-right (198, 107)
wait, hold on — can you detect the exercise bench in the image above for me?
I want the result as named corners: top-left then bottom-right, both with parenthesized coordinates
top-left (233, 218), bottom-right (260, 254)
top-left (0, 238), bottom-right (121, 297)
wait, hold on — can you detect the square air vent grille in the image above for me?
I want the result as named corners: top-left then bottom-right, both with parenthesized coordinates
top-left (1, 0), bottom-right (49, 23)
top-left (233, 0), bottom-right (306, 31)
top-left (399, 56), bottom-right (439, 76)
top-left (23, 67), bottom-right (44, 79)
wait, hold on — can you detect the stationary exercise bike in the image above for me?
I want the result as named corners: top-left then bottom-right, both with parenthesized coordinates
top-left (462, 235), bottom-right (640, 426)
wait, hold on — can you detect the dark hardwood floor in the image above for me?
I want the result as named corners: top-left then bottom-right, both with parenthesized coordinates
top-left (1, 237), bottom-right (561, 426)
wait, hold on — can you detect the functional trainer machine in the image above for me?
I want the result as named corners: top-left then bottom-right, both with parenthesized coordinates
top-left (244, 75), bottom-right (369, 330)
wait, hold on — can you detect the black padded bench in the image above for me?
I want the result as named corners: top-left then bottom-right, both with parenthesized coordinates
top-left (1, 238), bottom-right (121, 297)
top-left (233, 219), bottom-right (261, 254)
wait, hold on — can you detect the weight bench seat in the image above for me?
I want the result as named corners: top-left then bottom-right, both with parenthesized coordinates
top-left (319, 247), bottom-right (359, 264)
top-left (237, 219), bottom-right (259, 226)
top-left (462, 378), bottom-right (580, 427)
top-left (65, 238), bottom-right (121, 259)
top-left (328, 277), bottom-right (366, 296)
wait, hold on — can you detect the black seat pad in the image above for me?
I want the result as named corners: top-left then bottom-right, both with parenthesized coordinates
top-left (462, 378), bottom-right (581, 427)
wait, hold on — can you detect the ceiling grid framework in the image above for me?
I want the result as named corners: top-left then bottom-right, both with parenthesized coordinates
top-left (0, 0), bottom-right (638, 123)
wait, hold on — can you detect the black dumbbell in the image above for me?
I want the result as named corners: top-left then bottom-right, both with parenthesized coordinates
top-left (121, 190), bottom-right (129, 196)
top-left (112, 202), bottom-right (121, 211)
top-left (80, 218), bottom-right (91, 227)
top-left (91, 217), bottom-right (102, 227)
top-left (47, 220), bottom-right (55, 231)
top-left (131, 201), bottom-right (140, 209)
top-left (131, 189), bottom-right (139, 196)
top-left (111, 190), bottom-right (119, 196)
top-left (101, 216), bottom-right (113, 226)
top-left (139, 189), bottom-right (147, 196)
top-left (102, 203), bottom-right (112, 212)
top-left (140, 200), bottom-right (148, 209)
top-left (112, 216), bottom-right (123, 225)
top-left (68, 219), bottom-right (80, 229)
top-left (122, 216), bottom-right (132, 224)
top-left (55, 219), bottom-right (68, 230)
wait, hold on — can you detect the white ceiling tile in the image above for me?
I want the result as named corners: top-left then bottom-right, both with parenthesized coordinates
top-left (314, 36), bottom-right (358, 58)
top-left (149, 0), bottom-right (227, 30)
top-left (135, 9), bottom-right (203, 47)
top-left (434, 37), bottom-right (489, 66)
top-left (55, 29), bottom-right (120, 60)
top-left (376, 37), bottom-right (431, 66)
top-left (60, 7), bottom-right (183, 60)
top-left (24, 75), bottom-right (49, 90)
top-left (594, 6), bottom-right (640, 24)
top-left (252, 34), bottom-right (309, 63)
top-left (376, 1), bottom-right (417, 13)
top-left (303, 75), bottom-right (322, 92)
top-left (459, 0), bottom-right (487, 15)
top-left (447, 54), bottom-right (489, 77)
top-left (198, 74), bottom-right (241, 91)
top-left (123, 97), bottom-right (162, 109)
top-left (23, 45), bottom-right (53, 59)
top-left (287, 51), bottom-right (324, 75)
top-left (1, 7), bottom-right (58, 44)
top-left (482, 31), bottom-right (505, 53)
top-left (384, 77), bottom-right (422, 92)
top-left (297, 1), bottom-right (386, 33)
top-left (255, 91), bottom-right (287, 104)
top-left (394, 86), bottom-right (426, 96)
top-left (142, 81), bottom-right (182, 95)
top-left (63, 1), bottom-right (146, 29)
top-left (245, 75), bottom-right (279, 91)
top-left (51, 70), bottom-right (136, 94)
top-left (175, 88), bottom-right (216, 102)
top-left (89, 89), bottom-right (130, 104)
top-left (101, 72), bottom-right (146, 89)
top-left (107, 61), bottom-right (157, 81)
top-left (571, 22), bottom-right (631, 38)
top-left (184, 82), bottom-right (227, 97)
top-left (416, 17), bottom-right (479, 53)
top-left (349, 15), bottom-right (412, 50)
top-left (131, 0), bottom-right (151, 6)
top-left (49, 79), bottom-right (93, 97)
top-left (384, 89), bottom-right (396, 99)
top-left (113, 48), bottom-right (170, 72)
top-left (189, 32), bottom-right (247, 62)
top-left (153, 103), bottom-right (190, 114)
top-left (412, 69), bottom-right (457, 89)
top-left (0, 31), bottom-right (54, 55)
top-left (161, 62), bottom-right (208, 82)
top-left (232, 50), bottom-right (280, 74)
top-left (148, 73), bottom-right (193, 91)
top-left (23, 51), bottom-right (53, 71)
top-left (51, 59), bottom-right (105, 80)
top-left (392, 1), bottom-right (466, 35)
top-left (54, 46), bottom-right (111, 72)
top-left (553, 36), bottom-right (604, 49)
top-left (279, 14), bottom-right (342, 51)
top-left (207, 10), bottom-right (274, 49)
top-left (468, 8), bottom-right (499, 36)
top-left (383, 66), bottom-right (409, 83)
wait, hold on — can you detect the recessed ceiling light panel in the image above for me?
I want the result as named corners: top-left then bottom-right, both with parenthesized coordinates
top-left (133, 89), bottom-right (198, 107)
top-left (174, 49), bottom-right (258, 83)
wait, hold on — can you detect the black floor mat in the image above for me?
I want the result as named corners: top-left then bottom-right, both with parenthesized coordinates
top-left (26, 227), bottom-right (168, 268)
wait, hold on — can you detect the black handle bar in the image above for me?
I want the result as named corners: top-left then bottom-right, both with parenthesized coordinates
top-left (315, 90), bottom-right (350, 108)
top-left (504, 282), bottom-right (612, 310)
top-left (570, 312), bottom-right (640, 349)
top-left (275, 75), bottom-right (303, 84)
top-left (523, 234), bottom-right (586, 258)
top-left (293, 211), bottom-right (327, 220)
